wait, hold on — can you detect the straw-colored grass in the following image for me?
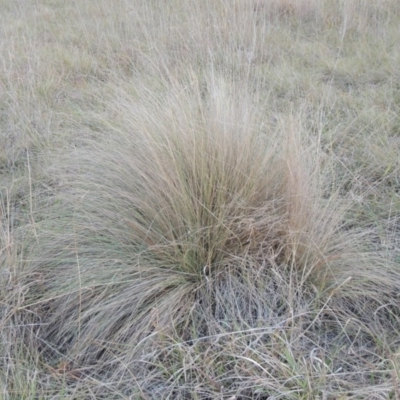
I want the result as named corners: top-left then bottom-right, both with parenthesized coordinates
top-left (1, 0), bottom-right (400, 398)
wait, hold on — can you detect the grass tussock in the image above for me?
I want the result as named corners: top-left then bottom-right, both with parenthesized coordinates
top-left (1, 0), bottom-right (400, 398)
top-left (17, 78), bottom-right (400, 398)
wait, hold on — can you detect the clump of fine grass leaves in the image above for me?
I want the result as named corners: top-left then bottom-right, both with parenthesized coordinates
top-left (22, 79), bottom-right (400, 398)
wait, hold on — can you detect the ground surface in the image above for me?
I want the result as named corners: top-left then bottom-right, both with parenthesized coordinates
top-left (1, 1), bottom-right (400, 399)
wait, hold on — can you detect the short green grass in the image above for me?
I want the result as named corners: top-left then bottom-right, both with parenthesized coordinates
top-left (1, 1), bottom-right (400, 398)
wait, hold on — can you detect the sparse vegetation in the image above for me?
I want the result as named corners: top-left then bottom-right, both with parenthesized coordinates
top-left (1, 1), bottom-right (400, 398)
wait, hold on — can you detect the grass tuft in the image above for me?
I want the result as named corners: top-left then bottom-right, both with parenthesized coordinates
top-left (20, 77), bottom-right (400, 397)
top-left (2, 0), bottom-right (400, 397)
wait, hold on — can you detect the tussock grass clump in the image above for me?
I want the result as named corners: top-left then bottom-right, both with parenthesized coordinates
top-left (2, 0), bottom-right (400, 397)
top-left (22, 78), bottom-right (400, 397)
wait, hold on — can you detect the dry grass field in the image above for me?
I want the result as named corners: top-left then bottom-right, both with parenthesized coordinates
top-left (1, 0), bottom-right (400, 398)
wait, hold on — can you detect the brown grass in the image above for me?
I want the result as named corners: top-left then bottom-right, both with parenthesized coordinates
top-left (1, 0), bottom-right (400, 398)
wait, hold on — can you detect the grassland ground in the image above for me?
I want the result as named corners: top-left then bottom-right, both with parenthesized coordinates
top-left (1, 1), bottom-right (400, 399)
